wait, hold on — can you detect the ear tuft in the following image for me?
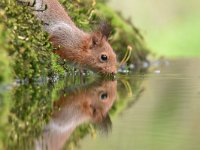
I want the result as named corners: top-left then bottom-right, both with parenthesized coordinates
top-left (98, 21), bottom-right (112, 40)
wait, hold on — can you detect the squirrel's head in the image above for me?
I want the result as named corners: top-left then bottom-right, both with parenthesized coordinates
top-left (87, 32), bottom-right (117, 74)
top-left (86, 80), bottom-right (117, 123)
top-left (52, 22), bottom-right (117, 75)
top-left (53, 80), bottom-right (117, 124)
top-left (81, 23), bottom-right (118, 75)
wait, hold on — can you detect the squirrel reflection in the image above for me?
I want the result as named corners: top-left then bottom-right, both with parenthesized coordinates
top-left (35, 80), bottom-right (117, 150)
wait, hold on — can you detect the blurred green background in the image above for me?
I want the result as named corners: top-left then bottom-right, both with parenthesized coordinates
top-left (109, 0), bottom-right (200, 58)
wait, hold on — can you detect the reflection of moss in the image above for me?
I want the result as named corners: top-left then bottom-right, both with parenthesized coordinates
top-left (1, 76), bottom-right (96, 149)
top-left (0, 89), bottom-right (12, 150)
top-left (6, 84), bottom-right (54, 150)
top-left (110, 76), bottom-right (145, 116)
top-left (0, 75), bottom-right (145, 149)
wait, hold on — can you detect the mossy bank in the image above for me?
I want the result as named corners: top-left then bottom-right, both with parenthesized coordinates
top-left (0, 0), bottom-right (149, 84)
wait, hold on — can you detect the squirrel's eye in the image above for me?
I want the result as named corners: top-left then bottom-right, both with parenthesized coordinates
top-left (100, 54), bottom-right (108, 62)
top-left (100, 92), bottom-right (108, 100)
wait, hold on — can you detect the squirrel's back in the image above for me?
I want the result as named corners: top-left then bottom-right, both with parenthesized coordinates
top-left (34, 0), bottom-right (75, 26)
top-left (33, 0), bottom-right (85, 51)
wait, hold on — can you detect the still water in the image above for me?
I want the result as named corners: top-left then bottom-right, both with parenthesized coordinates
top-left (1, 59), bottom-right (200, 150)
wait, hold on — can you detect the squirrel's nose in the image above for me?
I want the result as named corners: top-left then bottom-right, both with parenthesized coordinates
top-left (111, 72), bottom-right (116, 76)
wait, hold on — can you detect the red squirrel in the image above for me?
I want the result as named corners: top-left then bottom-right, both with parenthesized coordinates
top-left (17, 0), bottom-right (117, 74)
top-left (35, 80), bottom-right (117, 150)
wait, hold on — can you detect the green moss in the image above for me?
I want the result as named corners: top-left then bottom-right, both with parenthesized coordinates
top-left (0, 0), bottom-right (65, 81)
top-left (0, 87), bottom-right (12, 150)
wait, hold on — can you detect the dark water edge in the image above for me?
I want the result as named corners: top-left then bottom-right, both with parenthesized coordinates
top-left (1, 58), bottom-right (200, 150)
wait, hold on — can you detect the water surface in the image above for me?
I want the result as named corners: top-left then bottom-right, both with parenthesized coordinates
top-left (1, 59), bottom-right (200, 150)
top-left (78, 59), bottom-right (200, 150)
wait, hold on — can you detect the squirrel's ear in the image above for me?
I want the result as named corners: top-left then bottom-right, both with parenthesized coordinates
top-left (90, 32), bottom-right (103, 49)
top-left (81, 33), bottom-right (102, 51)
